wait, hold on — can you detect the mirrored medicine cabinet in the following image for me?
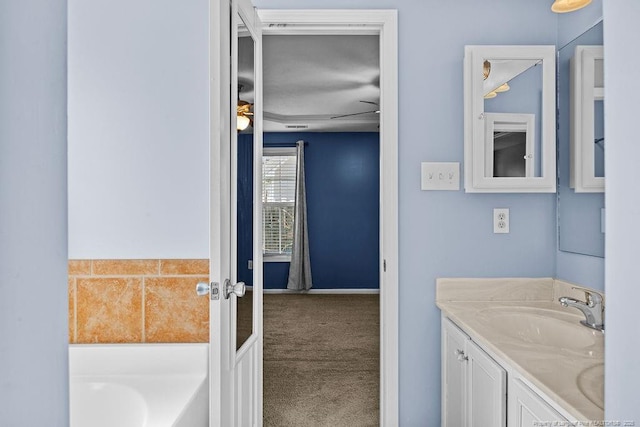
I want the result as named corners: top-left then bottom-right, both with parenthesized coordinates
top-left (464, 45), bottom-right (556, 193)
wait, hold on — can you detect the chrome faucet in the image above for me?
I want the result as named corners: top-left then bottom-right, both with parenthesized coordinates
top-left (559, 289), bottom-right (604, 331)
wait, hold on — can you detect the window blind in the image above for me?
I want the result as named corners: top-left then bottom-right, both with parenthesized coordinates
top-left (262, 148), bottom-right (296, 256)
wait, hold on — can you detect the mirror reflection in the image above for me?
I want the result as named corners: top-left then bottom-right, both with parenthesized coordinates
top-left (593, 60), bottom-right (605, 178)
top-left (594, 99), bottom-right (604, 178)
top-left (484, 113), bottom-right (535, 178)
top-left (557, 21), bottom-right (604, 257)
top-left (236, 16), bottom-right (254, 350)
top-left (483, 59), bottom-right (543, 178)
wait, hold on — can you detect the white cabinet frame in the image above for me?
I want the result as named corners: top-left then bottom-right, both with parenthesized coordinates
top-left (571, 45), bottom-right (605, 193)
top-left (464, 45), bottom-right (556, 193)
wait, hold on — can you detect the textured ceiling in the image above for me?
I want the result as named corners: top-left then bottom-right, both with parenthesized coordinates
top-left (240, 34), bottom-right (380, 133)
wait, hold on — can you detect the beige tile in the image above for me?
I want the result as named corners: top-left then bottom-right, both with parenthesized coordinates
top-left (76, 277), bottom-right (143, 343)
top-left (160, 259), bottom-right (209, 275)
top-left (92, 259), bottom-right (159, 276)
top-left (145, 276), bottom-right (209, 343)
top-left (68, 260), bottom-right (91, 276)
top-left (68, 278), bottom-right (76, 343)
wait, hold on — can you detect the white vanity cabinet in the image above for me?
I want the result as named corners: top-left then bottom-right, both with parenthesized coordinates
top-left (442, 317), bottom-right (506, 427)
top-left (508, 377), bottom-right (573, 427)
top-left (442, 316), bottom-right (573, 427)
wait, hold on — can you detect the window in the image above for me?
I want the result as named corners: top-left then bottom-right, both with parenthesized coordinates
top-left (262, 147), bottom-right (296, 260)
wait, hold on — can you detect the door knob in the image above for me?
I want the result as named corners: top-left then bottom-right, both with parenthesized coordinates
top-left (224, 279), bottom-right (246, 299)
top-left (196, 282), bottom-right (210, 296)
top-left (196, 281), bottom-right (219, 300)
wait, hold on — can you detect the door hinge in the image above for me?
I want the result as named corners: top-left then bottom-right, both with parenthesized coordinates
top-left (383, 259), bottom-right (387, 272)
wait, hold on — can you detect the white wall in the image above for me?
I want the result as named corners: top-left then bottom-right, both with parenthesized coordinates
top-left (68, 0), bottom-right (210, 259)
top-left (0, 1), bottom-right (69, 425)
top-left (603, 1), bottom-right (640, 423)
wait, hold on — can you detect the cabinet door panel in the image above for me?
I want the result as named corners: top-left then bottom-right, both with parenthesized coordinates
top-left (442, 318), bottom-right (469, 427)
top-left (508, 378), bottom-right (571, 427)
top-left (466, 341), bottom-right (506, 427)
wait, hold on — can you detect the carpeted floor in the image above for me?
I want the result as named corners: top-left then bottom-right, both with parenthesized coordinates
top-left (263, 293), bottom-right (380, 427)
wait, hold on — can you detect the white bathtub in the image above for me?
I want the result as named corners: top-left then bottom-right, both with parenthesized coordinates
top-left (69, 344), bottom-right (208, 427)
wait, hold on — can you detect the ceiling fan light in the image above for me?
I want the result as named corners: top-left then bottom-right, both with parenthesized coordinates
top-left (551, 0), bottom-right (592, 13)
top-left (484, 91), bottom-right (497, 99)
top-left (237, 114), bottom-right (250, 131)
top-left (495, 83), bottom-right (510, 93)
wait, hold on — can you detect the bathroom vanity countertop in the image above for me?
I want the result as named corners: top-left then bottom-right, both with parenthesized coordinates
top-left (436, 278), bottom-right (604, 423)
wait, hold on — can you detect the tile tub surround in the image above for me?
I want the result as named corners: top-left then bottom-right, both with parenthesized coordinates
top-left (68, 259), bottom-right (209, 343)
top-left (436, 277), bottom-right (604, 422)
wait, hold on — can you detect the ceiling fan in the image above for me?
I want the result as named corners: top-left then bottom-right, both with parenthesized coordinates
top-left (237, 84), bottom-right (254, 131)
top-left (237, 99), bottom-right (253, 131)
top-left (330, 101), bottom-right (380, 119)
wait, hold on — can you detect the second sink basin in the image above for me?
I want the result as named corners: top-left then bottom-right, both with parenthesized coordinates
top-left (577, 363), bottom-right (604, 410)
top-left (478, 307), bottom-right (603, 352)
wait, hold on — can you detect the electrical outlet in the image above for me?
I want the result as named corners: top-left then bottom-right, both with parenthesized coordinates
top-left (493, 208), bottom-right (509, 233)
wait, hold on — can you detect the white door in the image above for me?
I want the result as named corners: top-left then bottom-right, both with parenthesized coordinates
top-left (204, 0), bottom-right (263, 425)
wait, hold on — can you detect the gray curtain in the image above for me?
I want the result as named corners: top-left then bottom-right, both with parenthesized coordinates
top-left (287, 140), bottom-right (313, 290)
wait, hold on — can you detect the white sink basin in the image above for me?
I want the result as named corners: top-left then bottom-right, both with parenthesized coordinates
top-left (478, 307), bottom-right (603, 352)
top-left (577, 363), bottom-right (604, 410)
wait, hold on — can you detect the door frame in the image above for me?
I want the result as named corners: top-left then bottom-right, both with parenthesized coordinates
top-left (257, 9), bottom-right (399, 425)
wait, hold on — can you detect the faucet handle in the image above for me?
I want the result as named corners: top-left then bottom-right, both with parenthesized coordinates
top-left (572, 287), bottom-right (602, 306)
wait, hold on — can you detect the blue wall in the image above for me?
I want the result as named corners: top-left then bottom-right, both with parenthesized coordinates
top-left (237, 132), bottom-right (380, 290)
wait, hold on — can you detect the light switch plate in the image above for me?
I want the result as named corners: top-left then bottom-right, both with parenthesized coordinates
top-left (421, 162), bottom-right (460, 191)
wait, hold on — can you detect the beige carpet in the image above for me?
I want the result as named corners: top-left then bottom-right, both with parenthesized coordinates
top-left (263, 293), bottom-right (379, 427)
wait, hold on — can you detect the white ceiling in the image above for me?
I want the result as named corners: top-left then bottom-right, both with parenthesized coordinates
top-left (239, 34), bottom-right (380, 133)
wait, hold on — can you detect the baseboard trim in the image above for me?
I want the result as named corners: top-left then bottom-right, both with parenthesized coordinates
top-left (262, 288), bottom-right (380, 295)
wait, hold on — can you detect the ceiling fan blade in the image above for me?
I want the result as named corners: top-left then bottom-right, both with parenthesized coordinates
top-left (330, 109), bottom-right (380, 119)
top-left (359, 100), bottom-right (379, 106)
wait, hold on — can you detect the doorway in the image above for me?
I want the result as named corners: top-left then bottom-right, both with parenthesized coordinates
top-left (257, 10), bottom-right (399, 425)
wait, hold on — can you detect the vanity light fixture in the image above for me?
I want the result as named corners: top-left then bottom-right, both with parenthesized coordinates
top-left (495, 82), bottom-right (510, 93)
top-left (551, 0), bottom-right (592, 13)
